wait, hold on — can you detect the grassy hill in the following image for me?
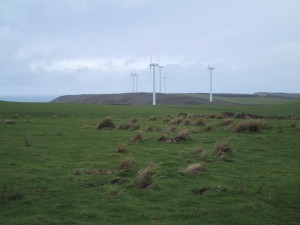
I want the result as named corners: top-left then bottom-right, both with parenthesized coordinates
top-left (0, 101), bottom-right (300, 225)
top-left (51, 92), bottom-right (300, 106)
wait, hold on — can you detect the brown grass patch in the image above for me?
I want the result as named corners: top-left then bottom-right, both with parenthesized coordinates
top-left (114, 144), bottom-right (127, 153)
top-left (134, 164), bottom-right (157, 189)
top-left (158, 129), bottom-right (190, 143)
top-left (132, 130), bottom-right (144, 143)
top-left (190, 146), bottom-right (208, 158)
top-left (182, 163), bottom-right (206, 174)
top-left (118, 123), bottom-right (131, 130)
top-left (129, 122), bottom-right (140, 130)
top-left (149, 116), bottom-right (157, 121)
top-left (234, 120), bottom-right (268, 133)
top-left (117, 158), bottom-right (135, 170)
top-left (203, 124), bottom-right (214, 131)
top-left (193, 118), bottom-right (205, 126)
top-left (214, 140), bottom-right (231, 157)
top-left (97, 117), bottom-right (115, 130)
top-left (3, 119), bottom-right (16, 125)
top-left (220, 119), bottom-right (234, 127)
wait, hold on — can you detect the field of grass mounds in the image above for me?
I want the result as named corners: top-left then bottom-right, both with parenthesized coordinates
top-left (0, 101), bottom-right (300, 225)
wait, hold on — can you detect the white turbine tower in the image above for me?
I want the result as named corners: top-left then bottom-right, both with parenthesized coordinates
top-left (131, 73), bottom-right (135, 93)
top-left (149, 56), bottom-right (159, 105)
top-left (135, 74), bottom-right (139, 93)
top-left (163, 76), bottom-right (167, 94)
top-left (158, 65), bottom-right (163, 93)
top-left (208, 64), bottom-right (215, 102)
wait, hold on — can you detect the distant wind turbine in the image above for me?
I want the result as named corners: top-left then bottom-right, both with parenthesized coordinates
top-left (207, 63), bottom-right (215, 102)
top-left (149, 55), bottom-right (159, 105)
top-left (158, 65), bottom-right (163, 93)
top-left (131, 73), bottom-right (135, 93)
top-left (163, 76), bottom-right (167, 94)
top-left (135, 74), bottom-right (139, 92)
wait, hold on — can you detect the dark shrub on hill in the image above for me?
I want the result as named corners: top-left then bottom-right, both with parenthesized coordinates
top-left (97, 117), bottom-right (115, 130)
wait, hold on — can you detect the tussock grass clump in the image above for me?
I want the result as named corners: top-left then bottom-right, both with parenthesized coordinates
top-left (132, 118), bottom-right (138, 123)
top-left (134, 164), bottom-right (157, 189)
top-left (158, 129), bottom-right (190, 143)
top-left (193, 118), bottom-right (205, 126)
top-left (235, 120), bottom-right (268, 133)
top-left (214, 140), bottom-right (231, 157)
top-left (97, 117), bottom-right (115, 130)
top-left (118, 123), bottom-right (131, 130)
top-left (290, 123), bottom-right (297, 128)
top-left (220, 119), bottom-right (234, 127)
top-left (177, 112), bottom-right (187, 117)
top-left (207, 114), bottom-right (223, 119)
top-left (50, 114), bottom-right (58, 118)
top-left (11, 114), bottom-right (19, 119)
top-left (3, 119), bottom-right (16, 125)
top-left (129, 122), bottom-right (140, 130)
top-left (182, 163), bottom-right (206, 174)
top-left (149, 116), bottom-right (157, 121)
top-left (174, 129), bottom-right (190, 142)
top-left (117, 158), bottom-right (135, 170)
top-left (162, 117), bottom-right (170, 123)
top-left (114, 144), bottom-right (127, 153)
top-left (146, 125), bottom-right (156, 132)
top-left (190, 146), bottom-right (208, 159)
top-left (203, 124), bottom-right (214, 131)
top-left (132, 130), bottom-right (144, 143)
top-left (170, 116), bottom-right (184, 125)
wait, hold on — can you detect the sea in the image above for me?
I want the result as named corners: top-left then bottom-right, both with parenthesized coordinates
top-left (0, 95), bottom-right (58, 103)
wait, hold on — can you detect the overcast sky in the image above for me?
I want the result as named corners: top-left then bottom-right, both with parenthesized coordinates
top-left (1, 0), bottom-right (299, 100)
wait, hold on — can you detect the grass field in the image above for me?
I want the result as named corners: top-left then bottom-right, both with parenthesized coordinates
top-left (185, 93), bottom-right (299, 105)
top-left (0, 101), bottom-right (300, 225)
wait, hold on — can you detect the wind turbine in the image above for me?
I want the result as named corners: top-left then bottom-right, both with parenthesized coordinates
top-left (158, 65), bottom-right (163, 93)
top-left (131, 73), bottom-right (135, 93)
top-left (163, 76), bottom-right (167, 94)
top-left (135, 74), bottom-right (139, 92)
top-left (149, 56), bottom-right (159, 105)
top-left (207, 63), bottom-right (215, 102)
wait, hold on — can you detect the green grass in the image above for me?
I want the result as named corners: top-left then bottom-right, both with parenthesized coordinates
top-left (186, 93), bottom-right (299, 105)
top-left (0, 101), bottom-right (300, 225)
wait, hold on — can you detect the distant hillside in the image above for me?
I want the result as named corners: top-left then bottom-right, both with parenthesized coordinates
top-left (255, 92), bottom-right (300, 99)
top-left (51, 93), bottom-right (236, 105)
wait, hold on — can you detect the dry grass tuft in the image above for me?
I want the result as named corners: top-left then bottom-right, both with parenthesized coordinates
top-left (193, 118), bottom-right (206, 126)
top-left (234, 120), bottom-right (268, 133)
top-left (3, 119), bottom-right (16, 125)
top-left (190, 146), bottom-right (208, 158)
top-left (11, 114), bottom-right (19, 119)
top-left (174, 129), bottom-right (190, 142)
top-left (117, 158), bottom-right (135, 170)
top-left (129, 122), bottom-right (140, 130)
top-left (214, 140), bottom-right (231, 157)
top-left (220, 119), bottom-right (234, 127)
top-left (162, 117), bottom-right (170, 123)
top-left (118, 123), bottom-right (131, 130)
top-left (203, 124), bottom-right (214, 131)
top-left (131, 118), bottom-right (138, 123)
top-left (114, 144), bottom-right (127, 153)
top-left (170, 116), bottom-right (184, 125)
top-left (134, 164), bottom-right (157, 189)
top-left (182, 163), bottom-right (206, 174)
top-left (97, 117), bottom-right (115, 130)
top-left (50, 114), bottom-right (58, 118)
top-left (132, 130), bottom-right (144, 143)
top-left (149, 116), bottom-right (157, 121)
